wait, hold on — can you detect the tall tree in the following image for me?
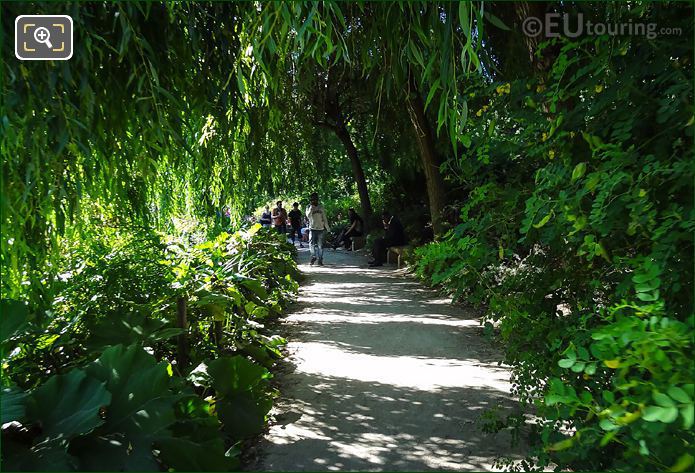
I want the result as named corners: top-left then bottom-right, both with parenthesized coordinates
top-left (405, 75), bottom-right (447, 235)
top-left (303, 65), bottom-right (374, 224)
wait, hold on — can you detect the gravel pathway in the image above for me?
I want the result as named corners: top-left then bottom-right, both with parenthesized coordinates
top-left (254, 246), bottom-right (526, 471)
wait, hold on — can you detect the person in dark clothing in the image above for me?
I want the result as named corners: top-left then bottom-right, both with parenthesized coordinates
top-left (369, 210), bottom-right (406, 267)
top-left (332, 208), bottom-right (364, 250)
top-left (272, 201), bottom-right (288, 234)
top-left (259, 205), bottom-right (272, 227)
top-left (288, 202), bottom-right (304, 247)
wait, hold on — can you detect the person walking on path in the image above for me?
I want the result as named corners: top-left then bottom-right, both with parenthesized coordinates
top-left (306, 192), bottom-right (330, 266)
top-left (369, 210), bottom-right (406, 267)
top-left (288, 202), bottom-right (304, 248)
top-left (272, 201), bottom-right (288, 234)
top-left (260, 205), bottom-right (272, 227)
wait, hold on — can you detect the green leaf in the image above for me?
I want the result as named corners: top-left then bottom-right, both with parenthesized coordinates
top-left (461, 134), bottom-right (472, 148)
top-left (240, 342), bottom-right (274, 368)
top-left (602, 390), bottom-right (615, 404)
top-left (635, 278), bottom-right (661, 293)
top-left (577, 346), bottom-right (589, 360)
top-left (205, 355), bottom-right (272, 440)
top-left (642, 406), bottom-right (664, 421)
top-left (558, 358), bottom-right (575, 368)
top-left (484, 11), bottom-right (511, 31)
top-left (86, 344), bottom-right (172, 424)
top-left (459, 2), bottom-right (471, 41)
top-left (680, 404), bottom-right (693, 429)
top-left (599, 430), bottom-right (618, 447)
top-left (643, 405), bottom-right (679, 423)
top-left (6, 441), bottom-right (77, 471)
top-left (240, 278), bottom-right (268, 299)
top-left (546, 436), bottom-right (575, 451)
top-left (669, 454), bottom-right (694, 473)
top-left (533, 212), bottom-right (552, 229)
top-left (1, 385), bottom-right (27, 424)
top-left (83, 344), bottom-right (179, 469)
top-left (0, 299), bottom-right (30, 345)
top-left (636, 290), bottom-right (660, 301)
top-left (545, 394), bottom-right (564, 406)
top-left (157, 437), bottom-right (240, 471)
top-left (599, 418), bottom-right (619, 431)
top-left (639, 439), bottom-right (650, 456)
top-left (460, 99), bottom-right (468, 131)
top-left (217, 391), bottom-right (272, 439)
top-left (424, 78), bottom-right (441, 110)
top-left (149, 327), bottom-right (185, 341)
top-left (667, 386), bottom-right (691, 404)
top-left (69, 434), bottom-right (131, 471)
top-left (654, 391), bottom-right (675, 407)
top-left (571, 162), bottom-right (587, 182)
top-left (409, 42), bottom-right (425, 69)
top-left (25, 369), bottom-right (111, 441)
top-left (206, 355), bottom-right (270, 397)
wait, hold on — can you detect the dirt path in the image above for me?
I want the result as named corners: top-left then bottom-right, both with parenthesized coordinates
top-left (255, 246), bottom-right (526, 471)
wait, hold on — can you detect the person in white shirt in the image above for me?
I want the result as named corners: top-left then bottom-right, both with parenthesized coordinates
top-left (306, 192), bottom-right (330, 266)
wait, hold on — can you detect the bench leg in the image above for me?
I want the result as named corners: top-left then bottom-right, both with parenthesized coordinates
top-left (387, 250), bottom-right (391, 264)
top-left (397, 254), bottom-right (401, 269)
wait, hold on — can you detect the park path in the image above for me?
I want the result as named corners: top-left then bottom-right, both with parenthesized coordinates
top-left (254, 246), bottom-right (526, 471)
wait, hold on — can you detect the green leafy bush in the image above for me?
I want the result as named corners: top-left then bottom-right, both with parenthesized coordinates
top-left (2, 224), bottom-right (299, 470)
top-left (413, 14), bottom-right (693, 472)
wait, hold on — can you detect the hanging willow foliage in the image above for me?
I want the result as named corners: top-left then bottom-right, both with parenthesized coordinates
top-left (3, 1), bottom-right (493, 299)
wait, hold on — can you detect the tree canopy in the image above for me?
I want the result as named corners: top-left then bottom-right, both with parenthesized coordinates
top-left (1, 1), bottom-right (693, 471)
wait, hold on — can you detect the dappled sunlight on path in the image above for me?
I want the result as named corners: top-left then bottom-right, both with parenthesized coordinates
top-left (255, 247), bottom-right (525, 471)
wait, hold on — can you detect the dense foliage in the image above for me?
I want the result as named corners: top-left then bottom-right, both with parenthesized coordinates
top-left (2, 226), bottom-right (297, 470)
top-left (413, 6), bottom-right (694, 471)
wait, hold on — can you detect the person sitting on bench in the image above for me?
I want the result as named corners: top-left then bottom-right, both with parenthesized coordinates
top-left (369, 210), bottom-right (406, 267)
top-left (333, 208), bottom-right (364, 250)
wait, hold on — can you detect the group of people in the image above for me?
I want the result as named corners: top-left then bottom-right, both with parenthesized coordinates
top-left (259, 201), bottom-right (308, 247)
top-left (258, 193), bottom-right (406, 268)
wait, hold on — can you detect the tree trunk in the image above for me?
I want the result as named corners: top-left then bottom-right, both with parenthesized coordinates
top-left (514, 2), bottom-right (553, 74)
top-left (176, 297), bottom-right (189, 369)
top-left (332, 123), bottom-right (374, 226)
top-left (406, 79), bottom-right (447, 236)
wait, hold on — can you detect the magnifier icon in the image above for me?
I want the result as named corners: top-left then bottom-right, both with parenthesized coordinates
top-left (33, 27), bottom-right (53, 49)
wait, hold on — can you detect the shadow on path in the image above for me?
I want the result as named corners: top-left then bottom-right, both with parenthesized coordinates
top-left (254, 246), bottom-right (525, 471)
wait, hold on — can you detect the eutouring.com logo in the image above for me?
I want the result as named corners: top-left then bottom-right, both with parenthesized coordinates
top-left (522, 13), bottom-right (682, 40)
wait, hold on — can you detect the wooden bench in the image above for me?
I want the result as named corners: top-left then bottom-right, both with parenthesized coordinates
top-left (351, 236), bottom-right (366, 251)
top-left (387, 245), bottom-right (411, 269)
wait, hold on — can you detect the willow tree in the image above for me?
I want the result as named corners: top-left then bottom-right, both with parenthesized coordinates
top-left (1, 2), bottom-right (275, 299)
top-left (240, 2), bottom-right (501, 235)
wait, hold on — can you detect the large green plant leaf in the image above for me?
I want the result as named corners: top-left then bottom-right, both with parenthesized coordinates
top-left (238, 277), bottom-right (269, 299)
top-left (206, 355), bottom-right (270, 396)
top-left (0, 299), bottom-right (31, 346)
top-left (25, 369), bottom-right (111, 441)
top-left (80, 344), bottom-right (180, 469)
top-left (1, 385), bottom-right (27, 423)
top-left (70, 427), bottom-right (163, 471)
top-left (157, 437), bottom-right (240, 471)
top-left (204, 355), bottom-right (272, 439)
top-left (68, 433), bottom-right (130, 471)
top-left (85, 344), bottom-right (172, 426)
top-left (84, 313), bottom-right (179, 352)
top-left (6, 441), bottom-right (77, 472)
top-left (216, 391), bottom-right (273, 439)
